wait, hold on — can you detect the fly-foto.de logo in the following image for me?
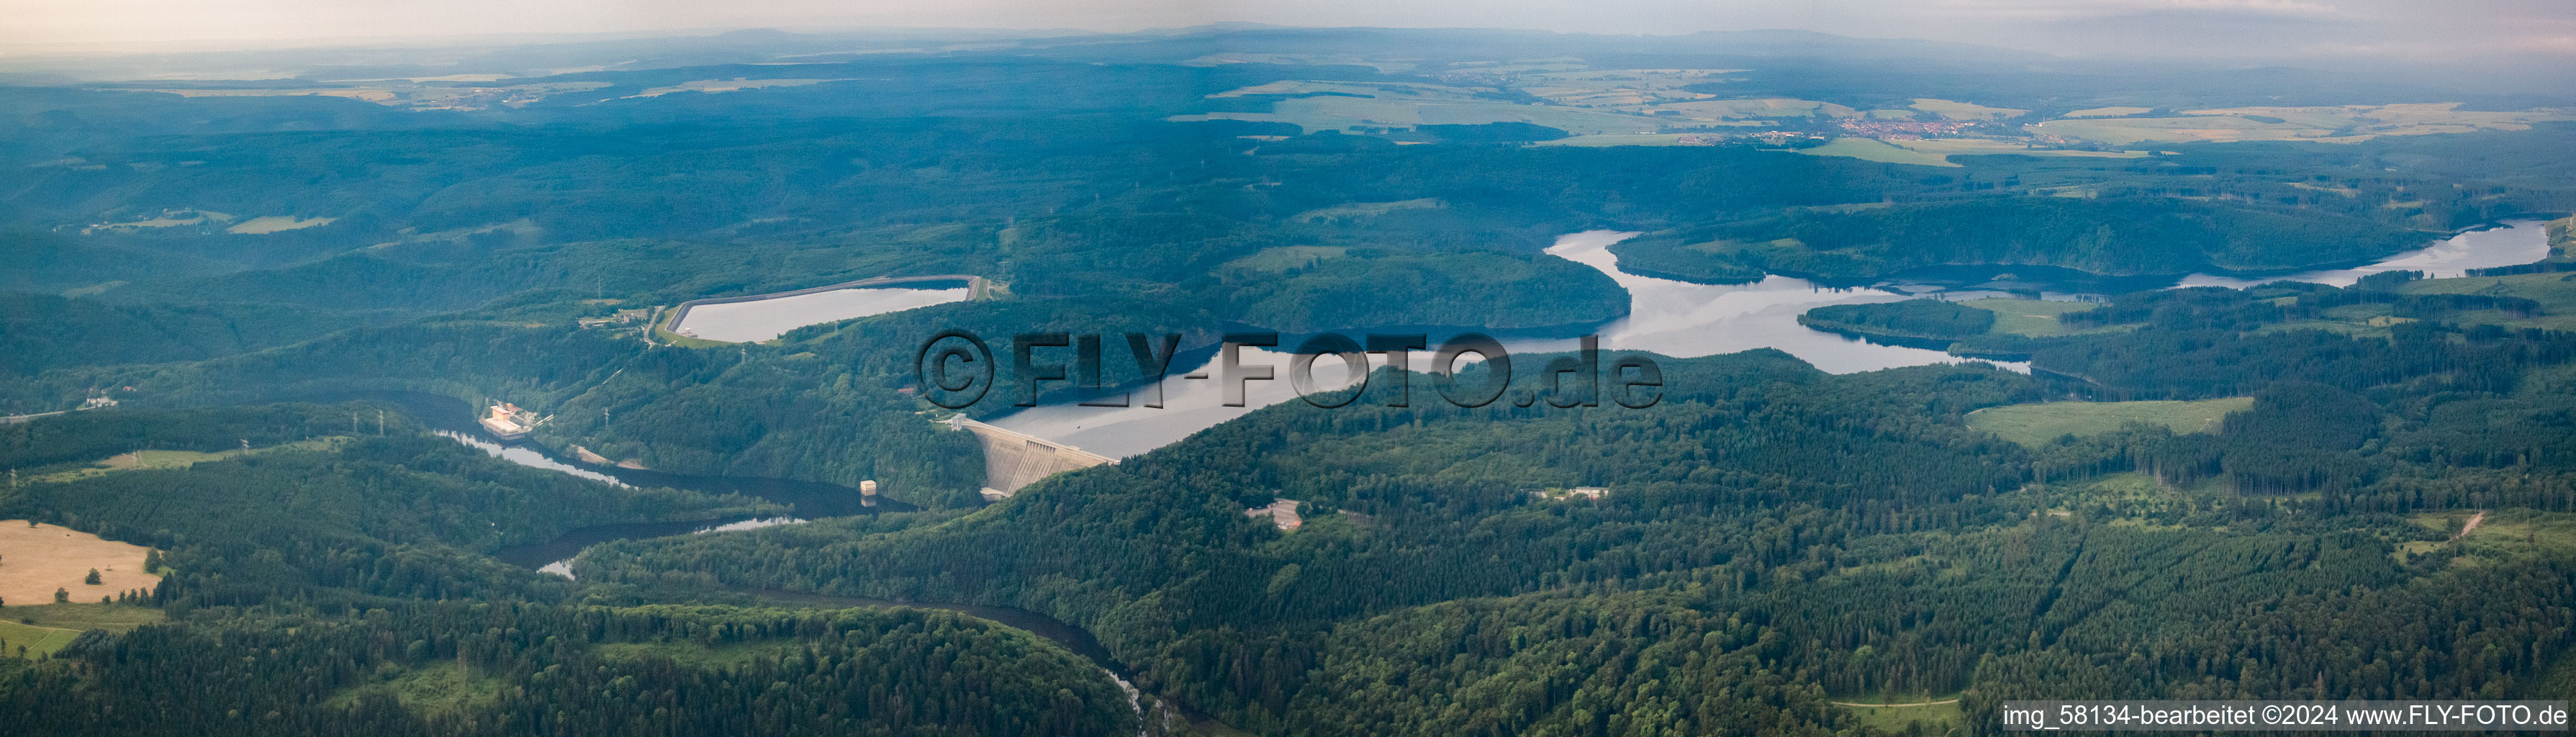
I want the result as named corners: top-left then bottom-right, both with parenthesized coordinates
top-left (916, 331), bottom-right (1664, 411)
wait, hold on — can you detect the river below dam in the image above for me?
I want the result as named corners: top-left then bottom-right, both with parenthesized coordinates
top-left (361, 392), bottom-right (1171, 724)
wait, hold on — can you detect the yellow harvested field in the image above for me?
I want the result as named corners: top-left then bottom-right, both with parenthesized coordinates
top-left (226, 215), bottom-right (336, 234)
top-left (1910, 98), bottom-right (2028, 119)
top-left (0, 521), bottom-right (160, 605)
top-left (2064, 107), bottom-right (2153, 118)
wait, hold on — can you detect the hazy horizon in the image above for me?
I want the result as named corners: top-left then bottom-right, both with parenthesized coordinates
top-left (4, 0), bottom-right (2570, 63)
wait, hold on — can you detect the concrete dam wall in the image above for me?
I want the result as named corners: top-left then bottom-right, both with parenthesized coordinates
top-left (942, 416), bottom-right (1116, 498)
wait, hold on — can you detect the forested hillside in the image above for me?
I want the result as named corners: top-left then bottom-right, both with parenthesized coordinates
top-left (566, 283), bottom-right (2576, 735)
top-left (6, 604), bottom-right (1131, 737)
top-left (1617, 197), bottom-right (2435, 281)
top-left (0, 405), bottom-right (1134, 736)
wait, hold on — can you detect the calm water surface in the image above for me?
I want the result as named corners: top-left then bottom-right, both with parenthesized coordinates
top-left (995, 230), bottom-right (2030, 457)
top-left (2176, 220), bottom-right (2550, 289)
top-left (676, 286), bottom-right (969, 342)
top-left (995, 222), bottom-right (2550, 458)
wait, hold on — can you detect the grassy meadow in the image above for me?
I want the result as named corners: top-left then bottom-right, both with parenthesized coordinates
top-left (1966, 397), bottom-right (2255, 448)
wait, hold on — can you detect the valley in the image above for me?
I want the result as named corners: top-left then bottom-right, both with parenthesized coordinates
top-left (3, 21), bottom-right (2575, 737)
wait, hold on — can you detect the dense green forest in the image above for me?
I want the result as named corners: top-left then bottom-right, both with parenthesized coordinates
top-left (0, 294), bottom-right (398, 379)
top-left (0, 405), bottom-right (1133, 735)
top-left (6, 602), bottom-right (1134, 736)
top-left (1615, 197), bottom-right (2436, 281)
top-left (1798, 299), bottom-right (1997, 347)
top-left (561, 278), bottom-right (2576, 735)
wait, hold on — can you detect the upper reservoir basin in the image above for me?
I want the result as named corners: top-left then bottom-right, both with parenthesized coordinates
top-left (674, 284), bottom-right (970, 342)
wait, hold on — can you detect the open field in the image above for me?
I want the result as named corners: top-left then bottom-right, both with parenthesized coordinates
top-left (2401, 268), bottom-right (2576, 332)
top-left (1835, 694), bottom-right (1964, 735)
top-left (1644, 97), bottom-right (1856, 121)
top-left (1517, 68), bottom-right (1742, 107)
top-left (0, 620), bottom-right (82, 659)
top-left (1910, 98), bottom-right (2026, 119)
top-left (82, 209), bottom-right (234, 233)
top-left (30, 438), bottom-right (345, 484)
top-left (2063, 106), bottom-right (2154, 118)
top-left (1966, 397), bottom-right (2254, 448)
top-left (2032, 115), bottom-right (2346, 145)
top-left (0, 521), bottom-right (161, 605)
top-left (1885, 138), bottom-right (2153, 161)
top-left (1958, 298), bottom-right (2105, 337)
top-left (226, 215), bottom-right (336, 233)
top-left (2400, 510), bottom-right (2576, 565)
top-left (1794, 138), bottom-right (1958, 167)
top-left (322, 661), bottom-right (507, 715)
top-left (2033, 103), bottom-right (2576, 145)
top-left (0, 603), bottom-right (163, 659)
top-left (1289, 199), bottom-right (1442, 222)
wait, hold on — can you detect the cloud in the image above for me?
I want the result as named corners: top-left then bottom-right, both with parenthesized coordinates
top-left (1933, 0), bottom-right (2338, 20)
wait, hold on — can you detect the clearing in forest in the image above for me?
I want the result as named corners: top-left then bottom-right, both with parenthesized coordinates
top-left (0, 521), bottom-right (161, 605)
top-left (1793, 138), bottom-right (1958, 167)
top-left (0, 603), bottom-right (163, 659)
top-left (1835, 694), bottom-right (1964, 734)
top-left (1956, 298), bottom-right (2109, 338)
top-left (1966, 397), bottom-right (2255, 448)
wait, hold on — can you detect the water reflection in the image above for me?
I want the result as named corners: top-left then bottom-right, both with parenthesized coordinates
top-left (2176, 220), bottom-right (2551, 289)
top-left (995, 230), bottom-right (2031, 457)
top-left (434, 430), bottom-right (628, 487)
top-left (1531, 231), bottom-right (2033, 374)
top-left (288, 391), bottom-right (908, 572)
top-left (512, 517), bottom-right (805, 579)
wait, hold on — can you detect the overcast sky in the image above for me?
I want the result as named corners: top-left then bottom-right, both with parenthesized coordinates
top-left (4, 0), bottom-right (2569, 60)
